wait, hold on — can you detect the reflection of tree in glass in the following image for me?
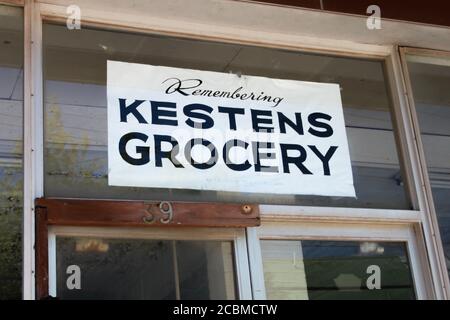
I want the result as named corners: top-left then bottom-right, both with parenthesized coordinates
top-left (0, 139), bottom-right (23, 299)
top-left (45, 104), bottom-right (103, 188)
top-left (61, 238), bottom-right (169, 275)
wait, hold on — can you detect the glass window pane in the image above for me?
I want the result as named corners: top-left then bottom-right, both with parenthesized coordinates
top-left (406, 53), bottom-right (450, 280)
top-left (55, 236), bottom-right (236, 300)
top-left (261, 240), bottom-right (415, 300)
top-left (176, 241), bottom-right (236, 300)
top-left (0, 5), bottom-right (23, 300)
top-left (43, 23), bottom-right (409, 209)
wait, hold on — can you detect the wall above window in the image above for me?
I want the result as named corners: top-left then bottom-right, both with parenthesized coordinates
top-left (248, 0), bottom-right (450, 27)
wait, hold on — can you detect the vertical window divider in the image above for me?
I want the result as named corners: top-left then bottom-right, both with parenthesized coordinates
top-left (23, 0), bottom-right (33, 300)
top-left (395, 46), bottom-right (450, 299)
top-left (384, 48), bottom-right (439, 299)
top-left (246, 227), bottom-right (266, 299)
top-left (171, 240), bottom-right (181, 300)
top-left (23, 0), bottom-right (44, 300)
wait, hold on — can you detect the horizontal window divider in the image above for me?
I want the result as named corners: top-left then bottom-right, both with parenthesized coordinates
top-left (256, 221), bottom-right (414, 242)
top-left (259, 205), bottom-right (421, 224)
top-left (48, 225), bottom-right (244, 241)
top-left (38, 3), bottom-right (391, 59)
top-left (35, 197), bottom-right (260, 228)
top-left (0, 0), bottom-right (24, 6)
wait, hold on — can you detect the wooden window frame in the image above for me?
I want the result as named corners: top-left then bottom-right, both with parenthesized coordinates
top-left (34, 197), bottom-right (259, 299)
top-left (398, 46), bottom-right (450, 298)
top-left (18, 0), bottom-right (448, 300)
top-left (247, 219), bottom-right (432, 299)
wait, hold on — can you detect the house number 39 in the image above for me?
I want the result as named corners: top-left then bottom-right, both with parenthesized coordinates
top-left (143, 201), bottom-right (174, 224)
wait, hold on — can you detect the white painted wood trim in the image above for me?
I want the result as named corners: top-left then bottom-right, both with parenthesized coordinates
top-left (246, 227), bottom-right (266, 299)
top-left (254, 220), bottom-right (432, 299)
top-left (0, 0), bottom-right (23, 6)
top-left (47, 232), bottom-right (56, 297)
top-left (37, 2), bottom-right (391, 58)
top-left (23, 0), bottom-right (44, 300)
top-left (398, 46), bottom-right (450, 299)
top-left (406, 226), bottom-right (429, 300)
top-left (234, 229), bottom-right (253, 299)
top-left (49, 225), bottom-right (243, 240)
top-left (47, 226), bottom-right (252, 299)
top-left (401, 47), bottom-right (450, 60)
top-left (22, 0), bottom-right (32, 301)
top-left (260, 205), bottom-right (421, 224)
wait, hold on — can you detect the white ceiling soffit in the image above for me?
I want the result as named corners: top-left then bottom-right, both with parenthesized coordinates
top-left (39, 0), bottom-right (450, 53)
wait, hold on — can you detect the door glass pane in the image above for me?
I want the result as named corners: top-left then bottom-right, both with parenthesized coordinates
top-left (55, 236), bottom-right (236, 300)
top-left (261, 240), bottom-right (415, 299)
top-left (0, 5), bottom-right (23, 299)
top-left (43, 23), bottom-right (409, 209)
top-left (406, 53), bottom-right (450, 280)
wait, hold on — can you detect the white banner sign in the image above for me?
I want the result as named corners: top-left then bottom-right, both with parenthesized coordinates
top-left (107, 60), bottom-right (355, 197)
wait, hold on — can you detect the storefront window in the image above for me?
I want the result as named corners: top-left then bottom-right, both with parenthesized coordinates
top-left (0, 5), bottom-right (23, 299)
top-left (405, 53), bottom-right (450, 280)
top-left (261, 240), bottom-right (415, 299)
top-left (43, 23), bottom-right (409, 209)
top-left (54, 237), bottom-right (236, 299)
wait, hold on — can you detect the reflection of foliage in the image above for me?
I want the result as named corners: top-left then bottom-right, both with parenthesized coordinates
top-left (45, 103), bottom-right (103, 188)
top-left (0, 143), bottom-right (23, 299)
top-left (63, 239), bottom-right (169, 273)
